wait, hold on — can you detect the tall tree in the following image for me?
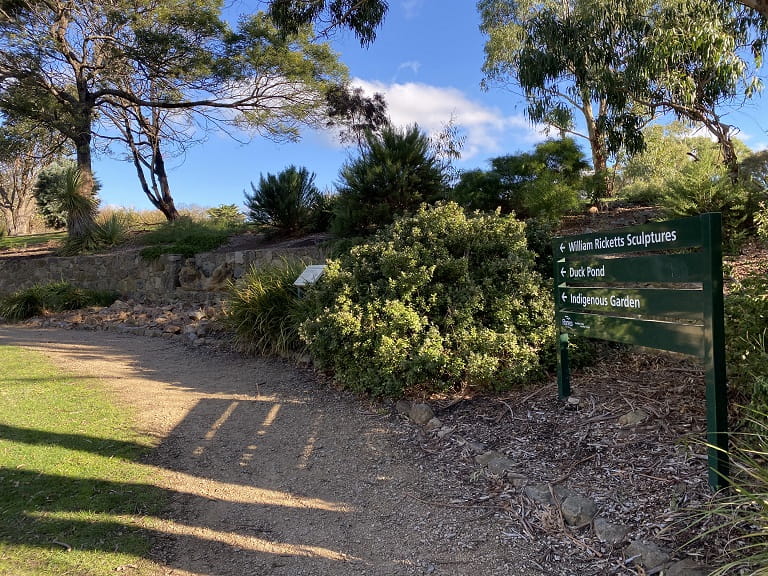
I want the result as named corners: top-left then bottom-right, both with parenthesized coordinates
top-left (0, 1), bottom-right (346, 236)
top-left (625, 0), bottom-right (766, 181)
top-left (479, 0), bottom-right (766, 191)
top-left (267, 0), bottom-right (388, 45)
top-left (0, 117), bottom-right (67, 235)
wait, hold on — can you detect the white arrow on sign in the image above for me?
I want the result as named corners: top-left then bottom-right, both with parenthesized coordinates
top-left (561, 292), bottom-right (568, 302)
top-left (560, 242), bottom-right (566, 253)
top-left (560, 267), bottom-right (567, 277)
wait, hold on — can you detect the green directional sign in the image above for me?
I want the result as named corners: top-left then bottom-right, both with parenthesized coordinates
top-left (557, 252), bottom-right (705, 283)
top-left (552, 213), bottom-right (728, 490)
top-left (557, 287), bottom-right (705, 318)
top-left (554, 215), bottom-right (703, 257)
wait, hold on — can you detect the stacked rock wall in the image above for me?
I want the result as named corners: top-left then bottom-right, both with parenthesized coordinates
top-left (0, 246), bottom-right (324, 303)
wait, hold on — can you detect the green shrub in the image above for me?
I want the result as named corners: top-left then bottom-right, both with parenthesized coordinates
top-left (660, 155), bottom-right (753, 251)
top-left (331, 124), bottom-right (448, 238)
top-left (725, 274), bottom-right (768, 414)
top-left (301, 202), bottom-right (555, 397)
top-left (0, 287), bottom-right (45, 321)
top-left (244, 166), bottom-right (320, 235)
top-left (207, 204), bottom-right (245, 227)
top-left (0, 282), bottom-right (118, 321)
top-left (224, 259), bottom-right (315, 356)
top-left (59, 212), bottom-right (132, 255)
top-left (138, 217), bottom-right (236, 260)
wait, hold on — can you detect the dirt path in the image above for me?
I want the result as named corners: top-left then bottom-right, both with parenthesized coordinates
top-left (0, 326), bottom-right (542, 576)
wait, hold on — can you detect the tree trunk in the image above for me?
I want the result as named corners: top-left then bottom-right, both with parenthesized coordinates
top-left (153, 149), bottom-right (180, 221)
top-left (582, 97), bottom-right (614, 199)
top-left (70, 112), bottom-right (98, 240)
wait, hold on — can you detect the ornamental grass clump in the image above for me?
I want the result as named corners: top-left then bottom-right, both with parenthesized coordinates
top-left (676, 409), bottom-right (768, 575)
top-left (0, 282), bottom-right (118, 321)
top-left (224, 259), bottom-right (315, 357)
top-left (300, 201), bottom-right (555, 397)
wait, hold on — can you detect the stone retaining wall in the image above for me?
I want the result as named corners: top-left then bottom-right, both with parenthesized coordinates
top-left (0, 246), bottom-right (325, 302)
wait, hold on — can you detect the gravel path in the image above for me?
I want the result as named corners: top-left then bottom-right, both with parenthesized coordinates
top-left (0, 325), bottom-right (542, 576)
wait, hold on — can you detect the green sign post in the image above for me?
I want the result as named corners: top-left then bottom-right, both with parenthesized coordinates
top-left (552, 213), bottom-right (728, 490)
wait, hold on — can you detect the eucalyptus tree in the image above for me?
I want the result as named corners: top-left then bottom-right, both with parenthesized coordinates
top-left (0, 0), bottom-right (346, 238)
top-left (479, 0), bottom-right (766, 193)
top-left (0, 119), bottom-right (67, 235)
top-left (479, 0), bottom-right (650, 196)
top-left (625, 0), bottom-right (766, 181)
top-left (267, 0), bottom-right (388, 45)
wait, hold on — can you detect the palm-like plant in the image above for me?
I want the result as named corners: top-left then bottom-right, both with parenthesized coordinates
top-left (244, 165), bottom-right (320, 235)
top-left (331, 124), bottom-right (449, 237)
top-left (60, 165), bottom-right (97, 242)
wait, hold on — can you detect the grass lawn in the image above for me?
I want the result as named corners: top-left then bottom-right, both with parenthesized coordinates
top-left (0, 232), bottom-right (66, 251)
top-left (0, 345), bottom-right (164, 575)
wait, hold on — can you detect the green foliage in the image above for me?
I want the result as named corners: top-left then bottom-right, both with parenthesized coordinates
top-left (138, 217), bottom-right (236, 260)
top-left (224, 259), bottom-right (316, 356)
top-left (58, 211), bottom-right (132, 255)
top-left (0, 282), bottom-right (119, 321)
top-left (245, 165), bottom-right (320, 235)
top-left (301, 202), bottom-right (555, 397)
top-left (678, 409), bottom-right (768, 576)
top-left (452, 138), bottom-right (587, 221)
top-left (449, 169), bottom-right (505, 213)
top-left (331, 124), bottom-right (449, 237)
top-left (33, 161), bottom-right (77, 230)
top-left (756, 202), bottom-right (768, 241)
top-left (659, 148), bottom-right (752, 250)
top-left (725, 274), bottom-right (768, 414)
top-left (206, 204), bottom-right (245, 227)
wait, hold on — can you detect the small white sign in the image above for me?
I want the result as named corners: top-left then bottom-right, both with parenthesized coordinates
top-left (294, 264), bottom-right (327, 287)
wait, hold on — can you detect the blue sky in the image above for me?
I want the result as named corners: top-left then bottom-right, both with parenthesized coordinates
top-left (93, 0), bottom-right (768, 212)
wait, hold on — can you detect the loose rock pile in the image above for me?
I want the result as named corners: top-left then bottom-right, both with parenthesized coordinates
top-left (24, 298), bottom-right (230, 349)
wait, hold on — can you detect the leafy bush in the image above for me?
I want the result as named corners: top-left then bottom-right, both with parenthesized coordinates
top-left (755, 201), bottom-right (768, 242)
top-left (138, 217), bottom-right (236, 260)
top-left (301, 202), bottom-right (555, 397)
top-left (331, 124), bottom-right (448, 238)
top-left (224, 259), bottom-right (315, 357)
top-left (207, 204), bottom-right (245, 227)
top-left (0, 282), bottom-right (118, 321)
top-left (659, 150), bottom-right (753, 251)
top-left (725, 274), bottom-right (768, 414)
top-left (245, 166), bottom-right (319, 235)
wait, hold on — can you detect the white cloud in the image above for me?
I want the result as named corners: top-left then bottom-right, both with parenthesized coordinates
top-left (396, 60), bottom-right (421, 78)
top-left (401, 0), bottom-right (425, 19)
top-left (352, 79), bottom-right (546, 160)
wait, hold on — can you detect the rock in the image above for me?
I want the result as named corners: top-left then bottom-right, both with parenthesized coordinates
top-left (424, 417), bottom-right (442, 432)
top-left (206, 262), bottom-right (233, 290)
top-left (475, 451), bottom-right (503, 466)
top-left (409, 403), bottom-right (434, 425)
top-left (625, 540), bottom-right (671, 570)
top-left (524, 483), bottom-right (554, 505)
top-left (394, 400), bottom-right (412, 416)
top-left (560, 494), bottom-right (597, 526)
top-left (507, 473), bottom-right (528, 488)
top-left (665, 558), bottom-right (708, 576)
top-left (465, 440), bottom-right (485, 454)
top-left (618, 409), bottom-right (649, 427)
top-left (486, 455), bottom-right (516, 476)
top-left (593, 516), bottom-right (630, 545)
